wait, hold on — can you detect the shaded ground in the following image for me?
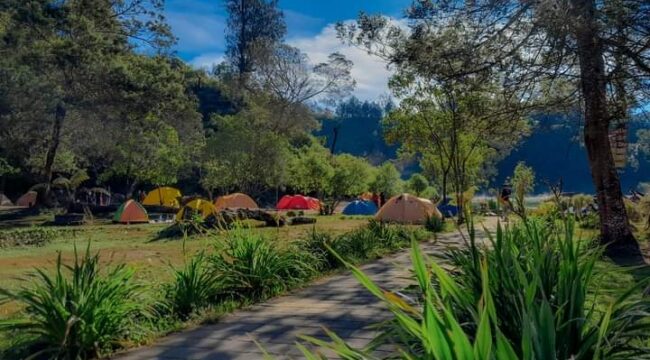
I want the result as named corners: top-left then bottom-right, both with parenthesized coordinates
top-left (114, 218), bottom-right (497, 360)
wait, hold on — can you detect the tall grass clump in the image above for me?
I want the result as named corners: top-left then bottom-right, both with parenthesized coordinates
top-left (164, 252), bottom-right (219, 320)
top-left (424, 215), bottom-right (445, 233)
top-left (299, 229), bottom-right (339, 271)
top-left (297, 218), bottom-right (650, 359)
top-left (0, 246), bottom-right (144, 359)
top-left (331, 220), bottom-right (428, 263)
top-left (209, 227), bottom-right (317, 301)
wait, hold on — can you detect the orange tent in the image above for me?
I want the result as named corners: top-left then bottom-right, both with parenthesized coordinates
top-left (360, 192), bottom-right (373, 201)
top-left (214, 193), bottom-right (258, 210)
top-left (16, 191), bottom-right (37, 207)
top-left (375, 193), bottom-right (442, 224)
top-left (113, 200), bottom-right (149, 224)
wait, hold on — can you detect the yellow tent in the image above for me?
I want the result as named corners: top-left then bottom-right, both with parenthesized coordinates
top-left (176, 199), bottom-right (217, 221)
top-left (375, 193), bottom-right (442, 224)
top-left (214, 193), bottom-right (258, 210)
top-left (143, 187), bottom-right (181, 208)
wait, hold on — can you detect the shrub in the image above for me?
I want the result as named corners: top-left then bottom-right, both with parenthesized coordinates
top-left (331, 220), bottom-right (426, 263)
top-left (424, 215), bottom-right (444, 233)
top-left (286, 211), bottom-right (296, 217)
top-left (164, 252), bottom-right (219, 320)
top-left (299, 229), bottom-right (339, 271)
top-left (209, 228), bottom-right (317, 301)
top-left (0, 246), bottom-right (144, 359)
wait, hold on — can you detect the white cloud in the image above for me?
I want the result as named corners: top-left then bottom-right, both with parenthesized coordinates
top-left (288, 22), bottom-right (396, 101)
top-left (189, 53), bottom-right (225, 69)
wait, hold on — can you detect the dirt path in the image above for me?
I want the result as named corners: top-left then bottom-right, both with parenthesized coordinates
top-left (115, 218), bottom-right (498, 360)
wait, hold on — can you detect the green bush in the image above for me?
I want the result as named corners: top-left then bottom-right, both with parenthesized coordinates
top-left (164, 252), bottom-right (219, 320)
top-left (424, 215), bottom-right (444, 233)
top-left (331, 220), bottom-right (426, 263)
top-left (209, 228), bottom-right (317, 301)
top-left (0, 227), bottom-right (81, 248)
top-left (0, 246), bottom-right (144, 359)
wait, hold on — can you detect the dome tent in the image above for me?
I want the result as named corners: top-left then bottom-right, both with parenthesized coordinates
top-left (113, 200), bottom-right (149, 224)
top-left (214, 193), bottom-right (258, 210)
top-left (143, 187), bottom-right (182, 208)
top-left (0, 193), bottom-right (13, 206)
top-left (276, 195), bottom-right (320, 210)
top-left (16, 191), bottom-right (37, 207)
top-left (176, 199), bottom-right (217, 221)
top-left (375, 193), bottom-right (442, 224)
top-left (342, 200), bottom-right (378, 215)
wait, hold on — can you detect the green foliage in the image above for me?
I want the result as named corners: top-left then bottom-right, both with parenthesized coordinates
top-left (164, 252), bottom-right (219, 320)
top-left (579, 212), bottom-right (600, 230)
top-left (0, 157), bottom-right (17, 178)
top-left (512, 162), bottom-right (535, 218)
top-left (425, 215), bottom-right (445, 233)
top-left (299, 239), bottom-right (519, 360)
top-left (0, 246), bottom-right (144, 359)
top-left (209, 228), bottom-right (317, 301)
top-left (288, 139), bottom-right (334, 195)
top-left (407, 173), bottom-right (429, 196)
top-left (299, 219), bottom-right (650, 359)
top-left (370, 162), bottom-right (402, 197)
top-left (331, 220), bottom-right (427, 263)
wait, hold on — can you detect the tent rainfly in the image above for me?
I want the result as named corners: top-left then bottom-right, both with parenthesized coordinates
top-left (214, 193), bottom-right (258, 210)
top-left (113, 200), bottom-right (149, 224)
top-left (375, 193), bottom-right (442, 224)
top-left (16, 191), bottom-right (37, 207)
top-left (276, 195), bottom-right (320, 210)
top-left (143, 187), bottom-right (182, 208)
top-left (342, 200), bottom-right (378, 215)
top-left (176, 199), bottom-right (217, 221)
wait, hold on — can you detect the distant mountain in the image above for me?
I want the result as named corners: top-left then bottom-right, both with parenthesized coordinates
top-left (316, 99), bottom-right (650, 194)
top-left (494, 115), bottom-right (650, 193)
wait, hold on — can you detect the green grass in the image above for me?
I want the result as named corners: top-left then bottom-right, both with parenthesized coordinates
top-left (0, 216), bottom-right (429, 357)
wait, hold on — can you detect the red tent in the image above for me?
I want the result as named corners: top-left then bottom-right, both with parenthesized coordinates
top-left (276, 195), bottom-right (320, 210)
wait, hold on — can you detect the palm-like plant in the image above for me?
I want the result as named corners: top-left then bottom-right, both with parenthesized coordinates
top-left (0, 245), bottom-right (143, 359)
top-left (165, 252), bottom-right (220, 320)
top-left (209, 228), bottom-right (317, 301)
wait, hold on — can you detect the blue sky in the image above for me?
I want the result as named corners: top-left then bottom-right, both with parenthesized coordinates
top-left (165, 0), bottom-right (411, 100)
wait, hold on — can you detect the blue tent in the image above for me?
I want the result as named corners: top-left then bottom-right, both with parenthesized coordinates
top-left (342, 200), bottom-right (378, 215)
top-left (438, 198), bottom-right (459, 217)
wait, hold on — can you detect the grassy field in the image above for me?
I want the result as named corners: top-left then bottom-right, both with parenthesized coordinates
top-left (0, 214), bottom-right (374, 317)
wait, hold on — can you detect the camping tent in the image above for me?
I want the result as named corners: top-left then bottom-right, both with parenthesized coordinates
top-left (437, 198), bottom-right (459, 217)
top-left (176, 199), bottom-right (217, 221)
top-left (113, 200), bottom-right (149, 224)
top-left (342, 200), bottom-right (378, 215)
top-left (276, 195), bottom-right (320, 210)
top-left (0, 193), bottom-right (13, 206)
top-left (143, 187), bottom-right (181, 208)
top-left (375, 193), bottom-right (442, 224)
top-left (214, 193), bottom-right (258, 210)
top-left (16, 191), bottom-right (37, 207)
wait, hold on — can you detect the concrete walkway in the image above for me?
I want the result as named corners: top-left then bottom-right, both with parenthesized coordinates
top-left (116, 219), bottom-right (495, 360)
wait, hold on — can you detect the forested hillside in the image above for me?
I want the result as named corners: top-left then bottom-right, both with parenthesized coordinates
top-left (318, 104), bottom-right (650, 194)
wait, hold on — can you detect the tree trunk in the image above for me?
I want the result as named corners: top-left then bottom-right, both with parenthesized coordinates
top-left (43, 102), bottom-right (66, 205)
top-left (572, 0), bottom-right (641, 259)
